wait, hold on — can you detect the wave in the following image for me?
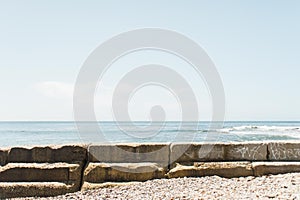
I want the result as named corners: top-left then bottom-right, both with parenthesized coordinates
top-left (218, 125), bottom-right (300, 133)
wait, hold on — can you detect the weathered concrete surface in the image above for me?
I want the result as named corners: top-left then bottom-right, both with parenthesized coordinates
top-left (225, 142), bottom-right (267, 161)
top-left (0, 162), bottom-right (83, 198)
top-left (0, 163), bottom-right (68, 182)
top-left (252, 162), bottom-right (300, 176)
top-left (89, 143), bottom-right (169, 167)
top-left (268, 142), bottom-right (300, 160)
top-left (1, 142), bottom-right (300, 198)
top-left (0, 162), bottom-right (82, 183)
top-left (167, 162), bottom-right (253, 178)
top-left (170, 142), bottom-right (267, 167)
top-left (83, 162), bottom-right (166, 183)
top-left (0, 182), bottom-right (76, 198)
top-left (168, 160), bottom-right (300, 179)
top-left (7, 145), bottom-right (87, 163)
top-left (170, 143), bottom-right (224, 165)
top-left (81, 181), bottom-right (140, 191)
top-left (0, 148), bottom-right (8, 166)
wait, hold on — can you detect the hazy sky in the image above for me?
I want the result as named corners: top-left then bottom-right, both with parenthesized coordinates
top-left (0, 1), bottom-right (299, 121)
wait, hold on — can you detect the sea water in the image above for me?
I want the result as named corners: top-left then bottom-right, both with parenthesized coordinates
top-left (0, 121), bottom-right (300, 147)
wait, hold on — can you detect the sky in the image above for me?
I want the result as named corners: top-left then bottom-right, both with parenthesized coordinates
top-left (0, 0), bottom-right (299, 121)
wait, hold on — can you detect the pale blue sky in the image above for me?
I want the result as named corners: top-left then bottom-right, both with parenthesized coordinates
top-left (0, 1), bottom-right (299, 121)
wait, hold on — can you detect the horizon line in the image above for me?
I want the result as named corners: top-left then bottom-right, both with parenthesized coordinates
top-left (0, 120), bottom-right (299, 123)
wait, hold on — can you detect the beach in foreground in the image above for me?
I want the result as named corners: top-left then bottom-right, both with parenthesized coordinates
top-left (15, 173), bottom-right (300, 200)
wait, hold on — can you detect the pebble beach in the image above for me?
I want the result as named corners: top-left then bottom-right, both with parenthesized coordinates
top-left (17, 173), bottom-right (300, 200)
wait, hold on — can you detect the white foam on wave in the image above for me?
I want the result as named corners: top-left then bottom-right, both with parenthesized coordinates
top-left (215, 125), bottom-right (300, 139)
top-left (218, 125), bottom-right (300, 132)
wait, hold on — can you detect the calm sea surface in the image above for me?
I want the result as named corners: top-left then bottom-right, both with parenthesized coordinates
top-left (0, 121), bottom-right (300, 147)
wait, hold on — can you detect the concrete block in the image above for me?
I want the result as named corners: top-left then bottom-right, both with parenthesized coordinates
top-left (268, 142), bottom-right (300, 160)
top-left (225, 142), bottom-right (267, 161)
top-left (0, 182), bottom-right (76, 198)
top-left (0, 163), bottom-right (82, 183)
top-left (83, 162), bottom-right (166, 183)
top-left (7, 145), bottom-right (87, 163)
top-left (88, 143), bottom-right (170, 167)
top-left (170, 142), bottom-right (267, 166)
top-left (0, 149), bottom-right (8, 166)
top-left (53, 145), bottom-right (87, 162)
top-left (167, 162), bottom-right (253, 178)
top-left (252, 162), bottom-right (300, 176)
top-left (170, 143), bottom-right (225, 165)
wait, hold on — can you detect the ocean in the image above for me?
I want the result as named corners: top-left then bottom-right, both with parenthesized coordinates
top-left (0, 121), bottom-right (300, 148)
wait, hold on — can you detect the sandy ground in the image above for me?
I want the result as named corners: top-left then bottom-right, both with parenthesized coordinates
top-left (16, 173), bottom-right (300, 200)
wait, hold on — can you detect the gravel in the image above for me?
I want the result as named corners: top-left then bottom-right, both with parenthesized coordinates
top-left (17, 173), bottom-right (300, 200)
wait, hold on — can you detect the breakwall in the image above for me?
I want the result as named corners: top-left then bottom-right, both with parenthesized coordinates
top-left (1, 141), bottom-right (300, 198)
